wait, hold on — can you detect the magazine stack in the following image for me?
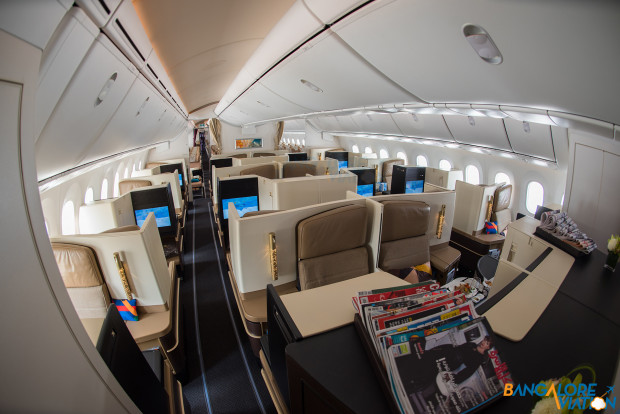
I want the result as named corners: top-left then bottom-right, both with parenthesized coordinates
top-left (353, 281), bottom-right (513, 414)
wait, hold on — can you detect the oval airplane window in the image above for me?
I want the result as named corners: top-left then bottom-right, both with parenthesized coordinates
top-left (84, 187), bottom-right (94, 203)
top-left (526, 181), bottom-right (544, 214)
top-left (138, 160), bottom-right (143, 170)
top-left (416, 155), bottom-right (428, 167)
top-left (465, 165), bottom-right (480, 185)
top-left (302, 139), bottom-right (306, 146)
top-left (495, 172), bottom-right (511, 185)
top-left (101, 178), bottom-right (109, 200)
top-left (439, 159), bottom-right (451, 171)
top-left (397, 151), bottom-right (408, 164)
top-left (365, 146), bottom-right (373, 154)
top-left (113, 172), bottom-right (120, 198)
top-left (124, 167), bottom-right (129, 178)
top-left (61, 200), bottom-right (76, 235)
top-left (352, 145), bottom-right (359, 153)
top-left (132, 164), bottom-right (136, 176)
top-left (379, 149), bottom-right (389, 159)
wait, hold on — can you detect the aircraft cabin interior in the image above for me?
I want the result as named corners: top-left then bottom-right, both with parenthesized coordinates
top-left (1, 0), bottom-right (619, 413)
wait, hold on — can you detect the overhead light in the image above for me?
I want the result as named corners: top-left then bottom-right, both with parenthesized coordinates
top-left (463, 24), bottom-right (503, 64)
top-left (446, 143), bottom-right (460, 149)
top-left (468, 116), bottom-right (476, 126)
top-left (523, 121), bottom-right (531, 133)
top-left (300, 79), bottom-right (323, 93)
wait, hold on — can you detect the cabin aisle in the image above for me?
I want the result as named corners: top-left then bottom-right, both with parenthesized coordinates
top-left (180, 196), bottom-right (276, 414)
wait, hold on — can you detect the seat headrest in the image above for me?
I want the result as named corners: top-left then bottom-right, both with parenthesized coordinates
top-left (52, 243), bottom-right (105, 288)
top-left (101, 225), bottom-right (141, 233)
top-left (381, 200), bottom-right (430, 242)
top-left (253, 152), bottom-right (276, 157)
top-left (382, 159), bottom-right (404, 177)
top-left (145, 162), bottom-right (166, 168)
top-left (282, 163), bottom-right (318, 178)
top-left (230, 153), bottom-right (248, 158)
top-left (240, 164), bottom-right (277, 179)
top-left (119, 179), bottom-right (152, 195)
top-left (297, 204), bottom-right (368, 260)
top-left (493, 184), bottom-right (512, 212)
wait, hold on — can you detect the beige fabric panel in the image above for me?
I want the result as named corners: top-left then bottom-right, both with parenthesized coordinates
top-left (282, 162), bottom-right (317, 178)
top-left (297, 204), bottom-right (367, 259)
top-left (298, 247), bottom-right (370, 290)
top-left (146, 173), bottom-right (184, 210)
top-left (272, 173), bottom-right (357, 210)
top-left (381, 200), bottom-right (430, 241)
top-left (281, 271), bottom-right (409, 337)
top-left (492, 209), bottom-right (512, 233)
top-left (52, 243), bottom-right (105, 288)
top-left (379, 236), bottom-right (430, 270)
top-left (67, 285), bottom-right (111, 319)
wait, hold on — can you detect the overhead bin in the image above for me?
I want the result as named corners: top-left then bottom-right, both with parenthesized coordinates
top-left (333, 0), bottom-right (620, 125)
top-left (259, 29), bottom-right (416, 113)
top-left (76, 0), bottom-right (122, 27)
top-left (349, 112), bottom-right (403, 136)
top-left (36, 7), bottom-right (99, 140)
top-left (103, 0), bottom-right (153, 70)
top-left (443, 115), bottom-right (511, 151)
top-left (391, 113), bottom-right (455, 141)
top-left (303, 0), bottom-right (370, 24)
top-left (35, 34), bottom-right (137, 181)
top-left (503, 118), bottom-right (555, 162)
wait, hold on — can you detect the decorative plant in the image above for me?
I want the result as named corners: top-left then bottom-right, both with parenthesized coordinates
top-left (531, 364), bottom-right (596, 414)
top-left (608, 235), bottom-right (620, 255)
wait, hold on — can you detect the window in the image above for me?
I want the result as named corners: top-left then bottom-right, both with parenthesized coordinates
top-left (84, 187), bottom-right (94, 203)
top-left (138, 160), bottom-right (143, 170)
top-left (379, 149), bottom-right (389, 159)
top-left (364, 146), bottom-right (373, 154)
top-left (396, 151), bottom-right (408, 164)
top-left (61, 201), bottom-right (76, 235)
top-left (296, 139), bottom-right (301, 146)
top-left (526, 181), bottom-right (544, 214)
top-left (101, 178), bottom-right (109, 199)
top-left (465, 165), bottom-right (480, 185)
top-left (439, 159), bottom-right (452, 171)
top-left (302, 139), bottom-right (305, 146)
top-left (132, 164), bottom-right (136, 176)
top-left (495, 172), bottom-right (511, 185)
top-left (416, 155), bottom-right (428, 167)
top-left (351, 145), bottom-right (359, 153)
top-left (113, 172), bottom-right (120, 197)
top-left (124, 167), bottom-right (129, 178)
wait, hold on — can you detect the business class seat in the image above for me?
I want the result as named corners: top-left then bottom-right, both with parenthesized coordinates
top-left (296, 204), bottom-right (370, 290)
top-left (119, 179), bottom-right (152, 196)
top-left (230, 153), bottom-right (248, 159)
top-left (378, 200), bottom-right (432, 281)
top-left (253, 152), bottom-right (276, 157)
top-left (381, 159), bottom-right (404, 192)
top-left (240, 164), bottom-right (278, 179)
top-left (491, 184), bottom-right (513, 234)
top-left (282, 163), bottom-right (318, 178)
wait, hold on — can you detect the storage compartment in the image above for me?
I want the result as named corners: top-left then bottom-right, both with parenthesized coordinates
top-left (500, 226), bottom-right (548, 269)
top-left (504, 117), bottom-right (555, 161)
top-left (391, 113), bottom-right (456, 141)
top-left (443, 115), bottom-right (512, 151)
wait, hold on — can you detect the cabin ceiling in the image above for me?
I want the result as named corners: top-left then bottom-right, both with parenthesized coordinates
top-left (132, 0), bottom-right (296, 120)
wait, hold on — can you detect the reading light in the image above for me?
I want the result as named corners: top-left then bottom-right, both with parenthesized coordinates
top-left (523, 121), bottom-right (531, 133)
top-left (300, 79), bottom-right (323, 93)
top-left (436, 205), bottom-right (446, 239)
top-left (468, 116), bottom-right (476, 126)
top-left (268, 233), bottom-right (278, 281)
top-left (463, 24), bottom-right (503, 65)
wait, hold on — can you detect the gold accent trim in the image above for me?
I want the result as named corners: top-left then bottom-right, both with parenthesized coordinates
top-left (269, 232), bottom-right (278, 281)
top-left (486, 195), bottom-right (494, 222)
top-left (113, 252), bottom-right (132, 300)
top-left (436, 204), bottom-right (446, 239)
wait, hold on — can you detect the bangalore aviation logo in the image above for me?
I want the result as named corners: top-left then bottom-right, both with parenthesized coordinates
top-left (503, 383), bottom-right (616, 411)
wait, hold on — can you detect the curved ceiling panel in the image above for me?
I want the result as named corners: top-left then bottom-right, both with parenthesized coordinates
top-left (334, 0), bottom-right (620, 125)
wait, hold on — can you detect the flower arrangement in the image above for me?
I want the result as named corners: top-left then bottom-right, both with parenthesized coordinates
top-left (608, 235), bottom-right (620, 254)
top-left (531, 364), bottom-right (596, 414)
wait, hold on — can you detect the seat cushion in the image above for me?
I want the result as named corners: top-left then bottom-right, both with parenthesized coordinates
top-left (67, 285), bottom-right (111, 319)
top-left (298, 247), bottom-right (369, 290)
top-left (379, 236), bottom-right (430, 270)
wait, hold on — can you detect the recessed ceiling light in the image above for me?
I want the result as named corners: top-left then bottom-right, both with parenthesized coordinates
top-left (300, 79), bottom-right (323, 93)
top-left (463, 24), bottom-right (503, 64)
top-left (446, 143), bottom-right (459, 149)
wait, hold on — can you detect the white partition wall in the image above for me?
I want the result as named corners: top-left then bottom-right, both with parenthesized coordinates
top-left (79, 193), bottom-right (135, 233)
top-left (228, 198), bottom-right (381, 294)
top-left (144, 173), bottom-right (184, 210)
top-left (271, 173), bottom-right (357, 210)
top-left (453, 181), bottom-right (498, 234)
top-left (425, 167), bottom-right (463, 190)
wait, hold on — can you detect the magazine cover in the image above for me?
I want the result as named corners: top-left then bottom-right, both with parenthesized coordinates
top-left (373, 295), bottom-right (467, 331)
top-left (389, 317), bottom-right (512, 414)
top-left (357, 282), bottom-right (442, 305)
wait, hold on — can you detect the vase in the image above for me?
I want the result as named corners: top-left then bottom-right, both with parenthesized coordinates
top-left (604, 251), bottom-right (619, 272)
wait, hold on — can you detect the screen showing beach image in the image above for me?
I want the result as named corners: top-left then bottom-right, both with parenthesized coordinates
top-left (179, 173), bottom-right (183, 186)
top-left (405, 180), bottom-right (424, 194)
top-left (134, 206), bottom-right (171, 228)
top-left (357, 184), bottom-right (374, 197)
top-left (338, 160), bottom-right (348, 170)
top-left (222, 196), bottom-right (259, 219)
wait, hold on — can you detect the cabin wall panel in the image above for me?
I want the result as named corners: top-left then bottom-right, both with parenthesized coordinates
top-left (35, 34), bottom-right (137, 181)
top-left (75, 0), bottom-right (122, 27)
top-left (443, 115), bottom-right (512, 151)
top-left (390, 113), bottom-right (455, 141)
top-left (0, 0), bottom-right (70, 50)
top-left (219, 120), bottom-right (278, 153)
top-left (103, 0), bottom-right (153, 70)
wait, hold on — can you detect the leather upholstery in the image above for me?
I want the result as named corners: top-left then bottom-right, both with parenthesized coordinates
top-left (119, 179), bottom-right (152, 195)
top-left (493, 184), bottom-right (512, 212)
top-left (101, 225), bottom-right (141, 233)
top-left (240, 164), bottom-right (278, 179)
top-left (230, 153), bottom-right (248, 158)
top-left (381, 200), bottom-right (430, 242)
top-left (492, 209), bottom-right (512, 235)
top-left (382, 159), bottom-right (404, 191)
top-left (296, 204), bottom-right (370, 289)
top-left (253, 152), bottom-right (276, 157)
top-left (282, 163), bottom-right (318, 178)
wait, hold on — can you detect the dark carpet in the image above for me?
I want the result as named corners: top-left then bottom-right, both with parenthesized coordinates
top-left (179, 193), bottom-right (277, 414)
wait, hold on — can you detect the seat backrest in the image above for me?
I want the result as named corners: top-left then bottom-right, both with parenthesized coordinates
top-left (119, 179), bottom-right (152, 196)
top-left (145, 162), bottom-right (166, 169)
top-left (282, 163), bottom-right (318, 178)
top-left (253, 152), bottom-right (276, 157)
top-left (379, 200), bottom-right (430, 271)
top-left (101, 225), bottom-right (141, 233)
top-left (52, 242), bottom-right (111, 319)
top-left (240, 164), bottom-right (278, 179)
top-left (491, 184), bottom-right (512, 233)
top-left (296, 204), bottom-right (370, 290)
top-left (382, 159), bottom-right (404, 191)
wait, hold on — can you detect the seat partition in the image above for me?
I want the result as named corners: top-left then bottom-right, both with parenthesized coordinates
top-left (453, 180), bottom-right (500, 235)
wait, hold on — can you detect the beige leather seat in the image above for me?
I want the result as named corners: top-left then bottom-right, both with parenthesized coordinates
top-left (296, 204), bottom-right (370, 290)
top-left (491, 184), bottom-right (513, 234)
top-left (253, 152), bottom-right (275, 157)
top-left (382, 159), bottom-right (404, 192)
top-left (52, 243), bottom-right (111, 319)
top-left (145, 162), bottom-right (167, 169)
top-left (282, 163), bottom-right (318, 178)
top-left (119, 179), bottom-right (152, 196)
top-left (230, 153), bottom-right (248, 159)
top-left (240, 164), bottom-right (278, 179)
top-left (378, 200), bottom-right (430, 272)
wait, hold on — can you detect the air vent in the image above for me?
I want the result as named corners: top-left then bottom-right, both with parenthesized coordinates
top-left (167, 90), bottom-right (172, 97)
top-left (158, 80), bottom-right (166, 90)
top-left (146, 64), bottom-right (159, 79)
top-left (115, 19), bottom-right (146, 62)
top-left (98, 0), bottom-right (110, 14)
